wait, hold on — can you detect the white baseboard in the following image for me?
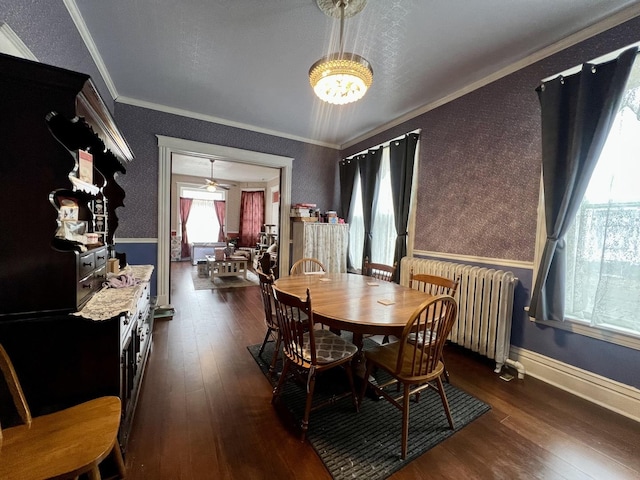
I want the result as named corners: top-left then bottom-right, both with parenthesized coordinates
top-left (510, 346), bottom-right (640, 423)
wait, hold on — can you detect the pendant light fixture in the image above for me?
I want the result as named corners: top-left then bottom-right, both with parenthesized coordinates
top-left (309, 0), bottom-right (373, 105)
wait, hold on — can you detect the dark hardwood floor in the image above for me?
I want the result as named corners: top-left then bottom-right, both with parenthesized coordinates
top-left (123, 261), bottom-right (640, 479)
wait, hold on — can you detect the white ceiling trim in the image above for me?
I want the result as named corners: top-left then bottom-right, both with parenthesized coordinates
top-left (118, 96), bottom-right (339, 150)
top-left (65, 0), bottom-right (640, 151)
top-left (63, 0), bottom-right (119, 100)
top-left (342, 2), bottom-right (640, 150)
top-left (0, 23), bottom-right (38, 60)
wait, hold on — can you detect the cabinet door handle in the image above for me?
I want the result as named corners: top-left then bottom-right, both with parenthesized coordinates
top-left (97, 255), bottom-right (105, 260)
top-left (82, 283), bottom-right (92, 289)
top-left (83, 261), bottom-right (93, 267)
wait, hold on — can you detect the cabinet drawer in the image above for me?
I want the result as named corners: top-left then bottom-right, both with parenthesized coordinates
top-left (94, 247), bottom-right (108, 268)
top-left (76, 273), bottom-right (97, 307)
top-left (136, 283), bottom-right (151, 324)
top-left (78, 251), bottom-right (95, 278)
top-left (93, 265), bottom-right (107, 289)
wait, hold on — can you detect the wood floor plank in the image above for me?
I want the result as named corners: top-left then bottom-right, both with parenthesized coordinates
top-left (123, 261), bottom-right (640, 479)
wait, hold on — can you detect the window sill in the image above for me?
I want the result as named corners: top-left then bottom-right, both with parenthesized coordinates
top-left (526, 308), bottom-right (640, 351)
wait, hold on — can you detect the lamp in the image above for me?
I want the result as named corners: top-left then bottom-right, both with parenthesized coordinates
top-left (309, 0), bottom-right (372, 105)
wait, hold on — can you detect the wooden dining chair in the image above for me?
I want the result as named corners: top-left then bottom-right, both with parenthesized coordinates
top-left (289, 257), bottom-right (326, 275)
top-left (256, 269), bottom-right (281, 375)
top-left (0, 343), bottom-right (125, 479)
top-left (408, 268), bottom-right (460, 382)
top-left (359, 294), bottom-right (459, 460)
top-left (362, 257), bottom-right (398, 343)
top-left (271, 286), bottom-right (358, 441)
top-left (362, 257), bottom-right (397, 282)
top-left (409, 267), bottom-right (460, 297)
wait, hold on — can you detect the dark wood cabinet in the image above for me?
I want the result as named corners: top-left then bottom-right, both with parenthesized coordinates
top-left (0, 52), bottom-right (146, 450)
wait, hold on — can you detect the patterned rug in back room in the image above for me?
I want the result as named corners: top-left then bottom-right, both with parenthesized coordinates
top-left (191, 267), bottom-right (259, 290)
top-left (247, 340), bottom-right (491, 480)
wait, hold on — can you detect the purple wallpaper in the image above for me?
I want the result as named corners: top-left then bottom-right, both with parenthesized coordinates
top-left (1, 0), bottom-right (114, 112)
top-left (113, 104), bottom-right (340, 238)
top-left (343, 15), bottom-right (640, 263)
top-left (4, 1), bottom-right (640, 387)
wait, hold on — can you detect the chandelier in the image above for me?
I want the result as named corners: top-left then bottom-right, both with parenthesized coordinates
top-left (309, 0), bottom-right (373, 105)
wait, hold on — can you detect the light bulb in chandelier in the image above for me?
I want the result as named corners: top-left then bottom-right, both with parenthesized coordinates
top-left (310, 0), bottom-right (372, 105)
top-left (309, 53), bottom-right (373, 105)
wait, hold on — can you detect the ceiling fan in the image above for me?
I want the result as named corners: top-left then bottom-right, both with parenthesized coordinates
top-left (201, 159), bottom-right (235, 191)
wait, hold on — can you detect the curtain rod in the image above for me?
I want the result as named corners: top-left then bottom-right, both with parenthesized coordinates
top-left (344, 128), bottom-right (421, 160)
top-left (541, 42), bottom-right (640, 83)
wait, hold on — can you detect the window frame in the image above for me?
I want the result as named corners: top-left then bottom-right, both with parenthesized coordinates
top-left (345, 130), bottom-right (421, 273)
top-left (530, 43), bottom-right (640, 351)
top-left (532, 172), bottom-right (640, 352)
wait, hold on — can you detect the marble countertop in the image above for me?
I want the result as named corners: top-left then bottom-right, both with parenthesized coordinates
top-left (74, 265), bottom-right (154, 321)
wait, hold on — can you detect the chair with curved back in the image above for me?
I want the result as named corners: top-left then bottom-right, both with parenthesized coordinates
top-left (256, 268), bottom-right (281, 375)
top-left (362, 257), bottom-right (397, 283)
top-left (359, 295), bottom-right (459, 459)
top-left (271, 286), bottom-right (358, 441)
top-left (409, 267), bottom-right (460, 297)
top-left (289, 257), bottom-right (326, 276)
top-left (363, 257), bottom-right (398, 343)
top-left (0, 343), bottom-right (125, 479)
top-left (408, 267), bottom-right (460, 382)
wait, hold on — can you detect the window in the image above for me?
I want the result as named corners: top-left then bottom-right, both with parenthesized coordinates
top-left (180, 187), bottom-right (224, 243)
top-left (348, 145), bottom-right (409, 270)
top-left (563, 57), bottom-right (640, 337)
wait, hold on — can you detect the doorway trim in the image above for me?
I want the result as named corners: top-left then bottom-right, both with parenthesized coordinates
top-left (157, 135), bottom-right (293, 305)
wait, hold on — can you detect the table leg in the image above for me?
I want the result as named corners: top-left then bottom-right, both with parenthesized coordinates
top-left (350, 332), bottom-right (367, 379)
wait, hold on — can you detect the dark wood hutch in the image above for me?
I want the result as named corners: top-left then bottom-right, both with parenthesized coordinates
top-left (0, 53), bottom-right (152, 453)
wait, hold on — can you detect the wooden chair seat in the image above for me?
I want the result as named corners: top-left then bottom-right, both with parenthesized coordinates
top-left (0, 343), bottom-right (125, 480)
top-left (0, 396), bottom-right (124, 480)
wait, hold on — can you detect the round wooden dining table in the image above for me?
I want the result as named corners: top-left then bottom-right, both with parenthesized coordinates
top-left (274, 272), bottom-right (432, 348)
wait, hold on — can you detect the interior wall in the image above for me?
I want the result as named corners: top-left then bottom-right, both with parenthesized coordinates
top-left (341, 15), bottom-right (640, 389)
top-left (113, 103), bottom-right (339, 239)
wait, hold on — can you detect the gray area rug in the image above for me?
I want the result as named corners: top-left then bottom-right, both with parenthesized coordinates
top-left (247, 339), bottom-right (491, 480)
top-left (191, 267), bottom-right (259, 290)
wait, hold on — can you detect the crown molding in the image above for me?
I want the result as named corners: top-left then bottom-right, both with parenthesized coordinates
top-left (63, 0), bottom-right (119, 100)
top-left (118, 96), bottom-right (339, 150)
top-left (341, 3), bottom-right (640, 149)
top-left (0, 23), bottom-right (38, 60)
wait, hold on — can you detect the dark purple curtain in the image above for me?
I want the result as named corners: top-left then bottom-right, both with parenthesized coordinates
top-left (214, 200), bottom-right (226, 242)
top-left (358, 148), bottom-right (383, 267)
top-left (529, 47), bottom-right (637, 321)
top-left (389, 133), bottom-right (419, 282)
top-left (179, 197), bottom-right (193, 259)
top-left (239, 191), bottom-right (264, 247)
top-left (339, 157), bottom-right (359, 271)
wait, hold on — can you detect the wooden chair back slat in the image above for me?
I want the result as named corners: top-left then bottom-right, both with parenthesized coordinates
top-left (409, 268), bottom-right (460, 297)
top-left (0, 344), bottom-right (32, 432)
top-left (396, 295), bottom-right (458, 377)
top-left (272, 287), bottom-right (316, 366)
top-left (362, 257), bottom-right (397, 282)
top-left (290, 257), bottom-right (326, 275)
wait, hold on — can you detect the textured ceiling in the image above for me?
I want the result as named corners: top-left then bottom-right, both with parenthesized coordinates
top-left (71, 0), bottom-right (640, 152)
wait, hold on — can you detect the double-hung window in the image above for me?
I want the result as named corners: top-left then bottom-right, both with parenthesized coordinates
top-left (563, 59), bottom-right (640, 337)
top-left (348, 147), bottom-right (395, 269)
top-left (180, 187), bottom-right (225, 243)
top-left (535, 52), bottom-right (640, 343)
